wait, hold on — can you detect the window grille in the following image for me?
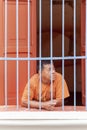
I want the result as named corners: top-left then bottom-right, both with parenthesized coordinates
top-left (0, 0), bottom-right (86, 111)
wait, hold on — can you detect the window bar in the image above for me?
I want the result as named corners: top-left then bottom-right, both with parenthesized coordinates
top-left (50, 0), bottom-right (53, 103)
top-left (16, 0), bottom-right (19, 110)
top-left (39, 0), bottom-right (42, 110)
top-left (0, 56), bottom-right (87, 61)
top-left (62, 0), bottom-right (65, 110)
top-left (27, 0), bottom-right (30, 110)
top-left (73, 0), bottom-right (76, 110)
top-left (4, 0), bottom-right (8, 109)
top-left (85, 0), bottom-right (87, 110)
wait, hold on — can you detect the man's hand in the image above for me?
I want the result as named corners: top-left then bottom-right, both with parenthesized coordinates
top-left (41, 101), bottom-right (57, 111)
top-left (42, 99), bottom-right (62, 111)
top-left (42, 104), bottom-right (55, 111)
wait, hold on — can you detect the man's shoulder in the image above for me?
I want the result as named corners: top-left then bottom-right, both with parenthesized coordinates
top-left (55, 72), bottom-right (62, 78)
top-left (30, 73), bottom-right (39, 83)
top-left (55, 72), bottom-right (63, 82)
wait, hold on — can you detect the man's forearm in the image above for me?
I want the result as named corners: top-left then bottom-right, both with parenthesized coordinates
top-left (21, 99), bottom-right (62, 110)
top-left (22, 100), bottom-right (41, 109)
top-left (22, 100), bottom-right (48, 109)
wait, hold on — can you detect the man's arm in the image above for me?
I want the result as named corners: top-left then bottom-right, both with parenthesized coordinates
top-left (21, 99), bottom-right (62, 111)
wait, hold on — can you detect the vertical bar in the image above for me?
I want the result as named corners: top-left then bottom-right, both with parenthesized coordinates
top-left (27, 0), bottom-right (30, 109)
top-left (62, 0), bottom-right (65, 110)
top-left (85, 0), bottom-right (87, 110)
top-left (73, 0), bottom-right (76, 110)
top-left (39, 0), bottom-right (42, 110)
top-left (16, 0), bottom-right (19, 110)
top-left (4, 0), bottom-right (8, 109)
top-left (50, 0), bottom-right (53, 102)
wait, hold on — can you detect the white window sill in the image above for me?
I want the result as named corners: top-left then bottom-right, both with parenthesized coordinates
top-left (0, 111), bottom-right (87, 126)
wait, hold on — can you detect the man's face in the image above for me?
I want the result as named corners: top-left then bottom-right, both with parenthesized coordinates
top-left (41, 64), bottom-right (56, 82)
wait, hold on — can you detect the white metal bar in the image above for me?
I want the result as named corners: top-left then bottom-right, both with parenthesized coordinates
top-left (73, 0), bottom-right (76, 110)
top-left (27, 0), bottom-right (30, 110)
top-left (39, 0), bottom-right (42, 110)
top-left (85, 0), bottom-right (87, 110)
top-left (50, 0), bottom-right (53, 103)
top-left (0, 56), bottom-right (86, 61)
top-left (16, 0), bottom-right (19, 110)
top-left (4, 0), bottom-right (8, 109)
top-left (62, 0), bottom-right (65, 110)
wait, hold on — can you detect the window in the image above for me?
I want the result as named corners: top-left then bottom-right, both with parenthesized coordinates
top-left (0, 0), bottom-right (87, 113)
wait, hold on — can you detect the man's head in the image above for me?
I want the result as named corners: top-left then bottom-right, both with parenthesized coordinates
top-left (38, 61), bottom-right (56, 84)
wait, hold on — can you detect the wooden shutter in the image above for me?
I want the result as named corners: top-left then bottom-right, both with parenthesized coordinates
top-left (0, 0), bottom-right (37, 105)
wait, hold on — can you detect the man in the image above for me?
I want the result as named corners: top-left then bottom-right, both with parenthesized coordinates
top-left (21, 61), bottom-right (70, 111)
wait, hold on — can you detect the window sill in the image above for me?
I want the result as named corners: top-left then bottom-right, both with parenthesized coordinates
top-left (0, 111), bottom-right (87, 130)
top-left (0, 106), bottom-right (87, 127)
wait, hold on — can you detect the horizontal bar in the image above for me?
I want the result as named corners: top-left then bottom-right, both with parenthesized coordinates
top-left (0, 56), bottom-right (87, 61)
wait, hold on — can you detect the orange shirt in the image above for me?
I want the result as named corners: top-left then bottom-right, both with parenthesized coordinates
top-left (21, 72), bottom-right (70, 103)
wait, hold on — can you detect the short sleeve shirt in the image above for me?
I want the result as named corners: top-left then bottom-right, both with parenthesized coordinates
top-left (21, 72), bottom-right (70, 103)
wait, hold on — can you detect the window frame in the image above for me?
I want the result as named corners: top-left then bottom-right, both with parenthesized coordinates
top-left (0, 111), bottom-right (87, 120)
top-left (0, 111), bottom-right (87, 126)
